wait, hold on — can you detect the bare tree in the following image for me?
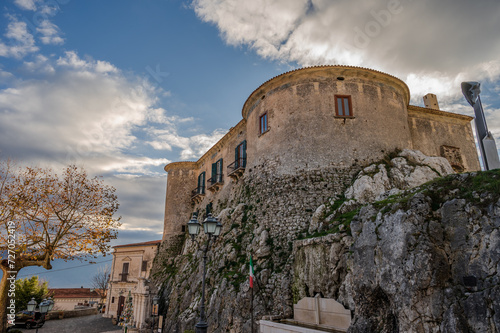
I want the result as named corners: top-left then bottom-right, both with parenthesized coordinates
top-left (91, 265), bottom-right (111, 303)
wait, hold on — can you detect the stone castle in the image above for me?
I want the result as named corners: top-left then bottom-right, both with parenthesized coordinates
top-left (151, 66), bottom-right (498, 332)
top-left (161, 65), bottom-right (479, 242)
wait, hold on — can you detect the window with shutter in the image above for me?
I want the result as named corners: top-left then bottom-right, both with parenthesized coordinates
top-left (196, 172), bottom-right (205, 195)
top-left (235, 141), bottom-right (247, 168)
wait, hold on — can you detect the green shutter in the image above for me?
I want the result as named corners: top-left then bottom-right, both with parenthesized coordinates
top-left (198, 172), bottom-right (205, 193)
top-left (212, 162), bottom-right (217, 180)
top-left (218, 158), bottom-right (223, 175)
top-left (235, 145), bottom-right (239, 167)
top-left (242, 140), bottom-right (247, 167)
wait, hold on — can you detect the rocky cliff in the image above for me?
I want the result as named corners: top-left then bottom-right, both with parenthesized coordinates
top-left (295, 169), bottom-right (500, 332)
top-left (152, 151), bottom-right (499, 332)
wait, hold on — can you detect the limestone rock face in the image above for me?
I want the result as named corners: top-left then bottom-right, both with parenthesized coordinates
top-left (294, 171), bottom-right (500, 333)
top-left (152, 150), bottom-right (495, 333)
top-left (345, 149), bottom-right (454, 204)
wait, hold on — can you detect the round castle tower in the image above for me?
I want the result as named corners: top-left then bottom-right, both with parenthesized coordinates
top-left (242, 66), bottom-right (412, 173)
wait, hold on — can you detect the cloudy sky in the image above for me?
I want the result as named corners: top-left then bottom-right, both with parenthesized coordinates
top-left (1, 0), bottom-right (500, 250)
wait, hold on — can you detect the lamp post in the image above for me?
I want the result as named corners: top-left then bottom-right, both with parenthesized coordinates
top-left (151, 295), bottom-right (159, 333)
top-left (187, 212), bottom-right (222, 333)
top-left (27, 297), bottom-right (54, 333)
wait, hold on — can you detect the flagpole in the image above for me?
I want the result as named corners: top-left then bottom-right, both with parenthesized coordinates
top-left (249, 255), bottom-right (254, 333)
top-left (251, 283), bottom-right (254, 333)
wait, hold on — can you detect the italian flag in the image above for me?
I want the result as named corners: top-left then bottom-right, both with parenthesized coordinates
top-left (249, 256), bottom-right (254, 288)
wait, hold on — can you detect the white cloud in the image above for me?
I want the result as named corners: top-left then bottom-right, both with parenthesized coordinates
top-left (192, 0), bottom-right (500, 105)
top-left (0, 69), bottom-right (15, 83)
top-left (37, 20), bottom-right (64, 45)
top-left (146, 128), bottom-right (226, 160)
top-left (23, 54), bottom-right (55, 73)
top-left (105, 174), bottom-right (167, 235)
top-left (56, 51), bottom-right (118, 73)
top-left (100, 157), bottom-right (171, 175)
top-left (14, 0), bottom-right (39, 11)
top-left (0, 50), bottom-right (226, 178)
top-left (0, 19), bottom-right (39, 59)
top-left (0, 52), bottom-right (158, 169)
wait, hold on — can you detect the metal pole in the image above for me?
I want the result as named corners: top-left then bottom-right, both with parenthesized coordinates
top-left (195, 237), bottom-right (210, 333)
top-left (251, 284), bottom-right (254, 333)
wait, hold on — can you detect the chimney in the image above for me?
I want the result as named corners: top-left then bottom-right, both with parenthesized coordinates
top-left (423, 93), bottom-right (440, 110)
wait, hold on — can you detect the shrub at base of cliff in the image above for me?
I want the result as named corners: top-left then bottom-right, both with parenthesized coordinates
top-left (344, 169), bottom-right (500, 333)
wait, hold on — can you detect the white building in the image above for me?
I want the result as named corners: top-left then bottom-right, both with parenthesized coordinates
top-left (50, 288), bottom-right (101, 311)
top-left (104, 240), bottom-right (162, 329)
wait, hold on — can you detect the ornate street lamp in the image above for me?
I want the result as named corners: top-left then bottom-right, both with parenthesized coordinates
top-left (47, 297), bottom-right (54, 311)
top-left (27, 298), bottom-right (37, 312)
top-left (187, 212), bottom-right (222, 333)
top-left (27, 297), bottom-right (54, 333)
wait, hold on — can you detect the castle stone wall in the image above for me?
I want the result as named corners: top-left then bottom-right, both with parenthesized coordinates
top-left (408, 106), bottom-right (480, 172)
top-left (163, 162), bottom-right (197, 238)
top-left (161, 66), bottom-right (479, 241)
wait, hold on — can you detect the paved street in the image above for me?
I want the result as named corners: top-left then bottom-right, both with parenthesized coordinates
top-left (12, 314), bottom-right (121, 333)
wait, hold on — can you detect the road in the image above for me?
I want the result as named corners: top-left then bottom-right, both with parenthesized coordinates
top-left (12, 314), bottom-right (121, 333)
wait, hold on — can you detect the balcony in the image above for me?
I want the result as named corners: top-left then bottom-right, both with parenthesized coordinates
top-left (119, 272), bottom-right (129, 282)
top-left (227, 158), bottom-right (246, 180)
top-left (207, 174), bottom-right (224, 192)
top-left (191, 186), bottom-right (205, 204)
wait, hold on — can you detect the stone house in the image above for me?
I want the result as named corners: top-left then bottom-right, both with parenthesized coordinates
top-left (161, 65), bottom-right (480, 242)
top-left (104, 240), bottom-right (161, 329)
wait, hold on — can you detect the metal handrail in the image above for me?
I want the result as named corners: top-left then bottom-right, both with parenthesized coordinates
top-left (208, 174), bottom-right (223, 185)
top-left (192, 186), bottom-right (205, 197)
top-left (227, 158), bottom-right (246, 173)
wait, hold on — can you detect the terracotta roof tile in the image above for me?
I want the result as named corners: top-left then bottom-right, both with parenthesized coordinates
top-left (113, 240), bottom-right (162, 248)
top-left (50, 288), bottom-right (101, 298)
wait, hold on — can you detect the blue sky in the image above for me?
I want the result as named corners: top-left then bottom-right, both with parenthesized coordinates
top-left (1, 0), bottom-right (500, 286)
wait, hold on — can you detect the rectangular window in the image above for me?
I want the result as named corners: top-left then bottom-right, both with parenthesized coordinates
top-left (259, 113), bottom-right (268, 134)
top-left (111, 297), bottom-right (115, 304)
top-left (120, 262), bottom-right (129, 282)
top-left (141, 260), bottom-right (148, 272)
top-left (211, 158), bottom-right (223, 183)
top-left (197, 172), bottom-right (206, 194)
top-left (335, 95), bottom-right (353, 117)
top-left (235, 141), bottom-right (247, 168)
top-left (216, 159), bottom-right (223, 182)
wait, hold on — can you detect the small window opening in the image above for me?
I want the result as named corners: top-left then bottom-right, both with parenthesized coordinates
top-left (334, 95), bottom-right (353, 117)
top-left (259, 113), bottom-right (268, 134)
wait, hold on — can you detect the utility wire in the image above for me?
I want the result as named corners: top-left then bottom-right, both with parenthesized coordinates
top-left (17, 259), bottom-right (113, 277)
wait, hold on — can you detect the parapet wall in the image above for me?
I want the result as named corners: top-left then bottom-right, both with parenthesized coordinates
top-left (408, 105), bottom-right (480, 172)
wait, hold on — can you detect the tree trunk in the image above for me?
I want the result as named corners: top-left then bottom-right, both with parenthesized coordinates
top-left (0, 261), bottom-right (18, 333)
